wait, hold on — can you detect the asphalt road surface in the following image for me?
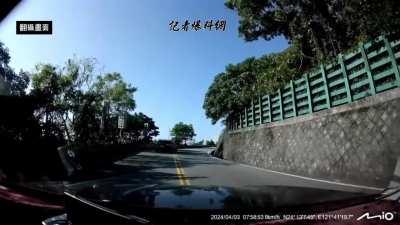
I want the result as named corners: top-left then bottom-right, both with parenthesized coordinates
top-left (112, 148), bottom-right (382, 194)
top-left (0, 148), bottom-right (384, 225)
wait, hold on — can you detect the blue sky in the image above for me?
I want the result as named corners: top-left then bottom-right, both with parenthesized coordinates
top-left (0, 0), bottom-right (288, 141)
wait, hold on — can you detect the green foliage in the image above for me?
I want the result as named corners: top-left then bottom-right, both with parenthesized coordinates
top-left (195, 139), bottom-right (205, 145)
top-left (256, 44), bottom-right (305, 93)
top-left (31, 58), bottom-right (98, 141)
top-left (30, 56), bottom-right (153, 146)
top-left (0, 78), bottom-right (8, 95)
top-left (125, 112), bottom-right (159, 143)
top-left (72, 92), bottom-right (102, 145)
top-left (203, 44), bottom-right (303, 124)
top-left (204, 0), bottom-right (400, 124)
top-left (205, 140), bottom-right (216, 147)
top-left (203, 58), bottom-right (259, 124)
top-left (225, 0), bottom-right (400, 62)
top-left (92, 72), bottom-right (137, 114)
top-left (0, 41), bottom-right (29, 96)
top-left (170, 122), bottom-right (196, 144)
top-left (0, 43), bottom-right (153, 179)
top-left (192, 139), bottom-right (215, 146)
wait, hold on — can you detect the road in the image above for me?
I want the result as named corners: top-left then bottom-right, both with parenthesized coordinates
top-left (0, 148), bottom-right (383, 225)
top-left (112, 148), bottom-right (382, 194)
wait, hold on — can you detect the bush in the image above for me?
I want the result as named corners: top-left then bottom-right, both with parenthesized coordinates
top-left (203, 44), bottom-right (305, 124)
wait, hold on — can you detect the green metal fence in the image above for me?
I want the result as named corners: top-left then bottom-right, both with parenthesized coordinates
top-left (228, 35), bottom-right (400, 130)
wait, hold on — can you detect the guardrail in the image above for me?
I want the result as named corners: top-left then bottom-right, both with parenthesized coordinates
top-left (228, 35), bottom-right (400, 130)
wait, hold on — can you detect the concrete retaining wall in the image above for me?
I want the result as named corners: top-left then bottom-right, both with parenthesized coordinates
top-left (223, 88), bottom-right (400, 188)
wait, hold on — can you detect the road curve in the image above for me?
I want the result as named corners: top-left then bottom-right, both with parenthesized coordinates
top-left (113, 148), bottom-right (382, 194)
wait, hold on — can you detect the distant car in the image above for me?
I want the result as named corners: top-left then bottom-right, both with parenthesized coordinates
top-left (156, 140), bottom-right (178, 153)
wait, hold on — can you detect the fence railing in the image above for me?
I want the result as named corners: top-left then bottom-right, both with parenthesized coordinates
top-left (227, 35), bottom-right (400, 130)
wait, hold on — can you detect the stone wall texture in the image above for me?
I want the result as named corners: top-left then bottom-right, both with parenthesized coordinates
top-left (223, 88), bottom-right (400, 188)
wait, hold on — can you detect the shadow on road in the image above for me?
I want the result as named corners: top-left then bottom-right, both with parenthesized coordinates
top-left (114, 149), bottom-right (228, 171)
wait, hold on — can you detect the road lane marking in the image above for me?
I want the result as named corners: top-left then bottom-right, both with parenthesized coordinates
top-left (178, 166), bottom-right (190, 186)
top-left (175, 159), bottom-right (187, 186)
top-left (174, 157), bottom-right (191, 186)
top-left (175, 166), bottom-right (185, 185)
top-left (208, 155), bottom-right (383, 192)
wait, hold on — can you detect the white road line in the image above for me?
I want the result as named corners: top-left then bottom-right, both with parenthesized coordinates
top-left (210, 155), bottom-right (383, 192)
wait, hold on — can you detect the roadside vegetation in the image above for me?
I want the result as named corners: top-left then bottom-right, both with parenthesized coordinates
top-left (204, 0), bottom-right (400, 124)
top-left (0, 43), bottom-right (159, 181)
top-left (170, 122), bottom-right (196, 145)
top-left (194, 139), bottom-right (216, 147)
top-left (30, 61), bottom-right (159, 146)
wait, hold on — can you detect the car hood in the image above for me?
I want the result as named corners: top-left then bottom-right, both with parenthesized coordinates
top-left (65, 178), bottom-right (379, 212)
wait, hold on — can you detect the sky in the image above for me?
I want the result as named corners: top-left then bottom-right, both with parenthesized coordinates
top-left (0, 0), bottom-right (288, 141)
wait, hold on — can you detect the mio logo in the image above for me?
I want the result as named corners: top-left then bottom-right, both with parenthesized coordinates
top-left (356, 212), bottom-right (395, 221)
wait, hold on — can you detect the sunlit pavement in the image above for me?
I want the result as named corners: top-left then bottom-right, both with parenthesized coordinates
top-left (113, 148), bottom-right (382, 194)
top-left (0, 148), bottom-right (386, 225)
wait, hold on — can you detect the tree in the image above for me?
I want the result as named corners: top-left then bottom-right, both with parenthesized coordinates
top-left (0, 77), bottom-right (8, 95)
top-left (195, 139), bottom-right (205, 145)
top-left (72, 92), bottom-right (102, 146)
top-left (31, 58), bottom-right (98, 143)
top-left (0, 41), bottom-right (29, 96)
top-left (170, 122), bottom-right (196, 145)
top-left (206, 140), bottom-right (216, 147)
top-left (225, 0), bottom-right (400, 62)
top-left (92, 72), bottom-right (136, 115)
top-left (91, 73), bottom-right (137, 143)
top-left (203, 58), bottom-right (259, 125)
top-left (124, 112), bottom-right (159, 143)
top-left (204, 0), bottom-right (400, 125)
top-left (203, 45), bottom-right (303, 124)
top-left (30, 57), bottom-right (139, 145)
top-left (31, 64), bottom-right (66, 141)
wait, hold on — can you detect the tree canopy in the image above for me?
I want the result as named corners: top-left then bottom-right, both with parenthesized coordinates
top-left (125, 112), bottom-right (159, 143)
top-left (30, 58), bottom-right (101, 142)
top-left (170, 122), bottom-right (196, 145)
top-left (0, 42), bottom-right (159, 180)
top-left (29, 56), bottom-right (156, 146)
top-left (203, 45), bottom-right (303, 124)
top-left (225, 0), bottom-right (400, 61)
top-left (93, 72), bottom-right (137, 114)
top-left (0, 41), bottom-right (157, 148)
top-left (0, 42), bottom-right (29, 96)
top-left (203, 0), bottom-right (400, 124)
top-left (206, 140), bottom-right (216, 147)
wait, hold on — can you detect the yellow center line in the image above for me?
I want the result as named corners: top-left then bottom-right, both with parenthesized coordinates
top-left (174, 157), bottom-right (191, 186)
top-left (175, 166), bottom-right (185, 185)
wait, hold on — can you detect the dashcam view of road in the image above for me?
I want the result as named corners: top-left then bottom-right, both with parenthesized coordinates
top-left (1, 0), bottom-right (400, 225)
top-left (113, 148), bottom-right (381, 193)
